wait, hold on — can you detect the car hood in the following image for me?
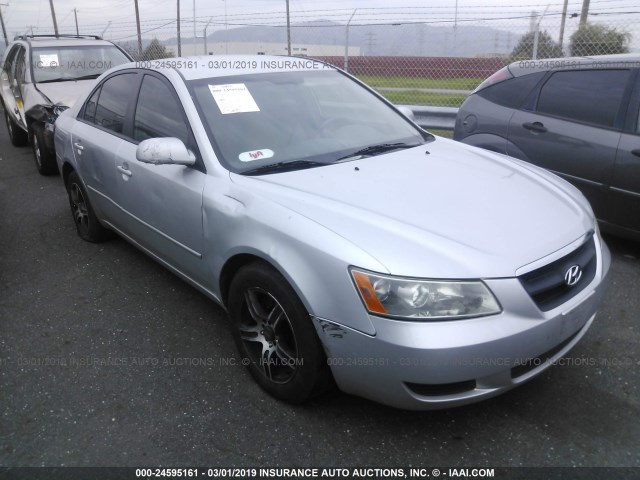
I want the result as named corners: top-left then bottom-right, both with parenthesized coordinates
top-left (230, 138), bottom-right (594, 278)
top-left (34, 80), bottom-right (95, 107)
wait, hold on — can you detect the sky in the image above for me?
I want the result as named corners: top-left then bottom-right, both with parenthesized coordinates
top-left (1, 0), bottom-right (638, 46)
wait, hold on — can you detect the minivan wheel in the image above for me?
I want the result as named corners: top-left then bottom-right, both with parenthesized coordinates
top-left (31, 124), bottom-right (58, 175)
top-left (228, 262), bottom-right (332, 403)
top-left (66, 171), bottom-right (112, 242)
top-left (5, 109), bottom-right (28, 146)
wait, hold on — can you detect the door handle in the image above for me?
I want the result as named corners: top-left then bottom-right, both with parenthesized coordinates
top-left (73, 142), bottom-right (84, 151)
top-left (631, 149), bottom-right (640, 158)
top-left (117, 165), bottom-right (132, 177)
top-left (522, 121), bottom-right (547, 134)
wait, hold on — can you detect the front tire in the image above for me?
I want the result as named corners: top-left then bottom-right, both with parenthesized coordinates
top-left (228, 262), bottom-right (332, 404)
top-left (5, 109), bottom-right (28, 146)
top-left (66, 171), bottom-right (111, 242)
top-left (31, 123), bottom-right (58, 175)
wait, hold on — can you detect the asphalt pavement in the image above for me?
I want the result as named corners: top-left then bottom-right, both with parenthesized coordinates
top-left (0, 118), bottom-right (639, 469)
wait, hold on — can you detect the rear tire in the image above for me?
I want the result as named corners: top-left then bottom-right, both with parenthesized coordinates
top-left (66, 171), bottom-right (112, 242)
top-left (5, 109), bottom-right (28, 146)
top-left (31, 123), bottom-right (58, 175)
top-left (228, 262), bottom-right (332, 404)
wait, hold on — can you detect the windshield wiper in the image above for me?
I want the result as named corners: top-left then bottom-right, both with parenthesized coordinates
top-left (336, 142), bottom-right (421, 162)
top-left (242, 159), bottom-right (328, 175)
top-left (38, 74), bottom-right (101, 84)
top-left (68, 74), bottom-right (102, 81)
top-left (37, 77), bottom-right (70, 83)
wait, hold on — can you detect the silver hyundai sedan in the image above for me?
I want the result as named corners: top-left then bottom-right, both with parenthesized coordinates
top-left (54, 56), bottom-right (610, 410)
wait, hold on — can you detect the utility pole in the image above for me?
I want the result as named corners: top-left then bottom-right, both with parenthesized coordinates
top-left (73, 8), bottom-right (79, 35)
top-left (559, 0), bottom-right (568, 50)
top-left (49, 0), bottom-right (59, 36)
top-left (0, 3), bottom-right (8, 46)
top-left (344, 9), bottom-right (357, 71)
top-left (177, 0), bottom-right (181, 56)
top-left (134, 0), bottom-right (142, 56)
top-left (193, 0), bottom-right (196, 53)
top-left (532, 5), bottom-right (550, 60)
top-left (203, 16), bottom-right (213, 55)
top-left (580, 0), bottom-right (590, 26)
top-left (223, 0), bottom-right (227, 54)
top-left (285, 0), bottom-right (291, 56)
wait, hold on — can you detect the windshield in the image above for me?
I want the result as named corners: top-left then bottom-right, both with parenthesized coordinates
top-left (189, 70), bottom-right (428, 174)
top-left (31, 45), bottom-right (131, 83)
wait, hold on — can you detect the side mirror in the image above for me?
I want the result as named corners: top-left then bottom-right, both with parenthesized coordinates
top-left (136, 137), bottom-right (196, 166)
top-left (397, 106), bottom-right (415, 121)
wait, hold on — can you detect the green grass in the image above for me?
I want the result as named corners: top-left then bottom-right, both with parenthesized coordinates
top-left (377, 90), bottom-right (468, 108)
top-left (428, 129), bottom-right (454, 138)
top-left (356, 75), bottom-right (483, 91)
top-left (355, 75), bottom-right (477, 107)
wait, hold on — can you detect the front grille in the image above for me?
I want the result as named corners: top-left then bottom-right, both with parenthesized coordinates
top-left (519, 235), bottom-right (597, 312)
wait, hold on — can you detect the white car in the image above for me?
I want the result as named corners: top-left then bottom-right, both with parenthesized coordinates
top-left (0, 34), bottom-right (131, 175)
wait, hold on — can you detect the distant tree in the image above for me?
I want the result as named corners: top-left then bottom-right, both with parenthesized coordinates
top-left (141, 38), bottom-right (173, 60)
top-left (569, 23), bottom-right (630, 56)
top-left (509, 31), bottom-right (563, 61)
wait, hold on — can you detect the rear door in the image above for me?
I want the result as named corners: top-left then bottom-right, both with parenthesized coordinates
top-left (610, 70), bottom-right (640, 234)
top-left (70, 72), bottom-right (141, 222)
top-left (508, 69), bottom-right (631, 223)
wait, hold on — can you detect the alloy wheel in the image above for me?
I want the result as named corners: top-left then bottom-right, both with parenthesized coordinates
top-left (238, 287), bottom-right (299, 384)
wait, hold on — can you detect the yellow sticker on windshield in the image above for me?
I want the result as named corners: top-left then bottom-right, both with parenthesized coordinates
top-left (209, 84), bottom-right (259, 115)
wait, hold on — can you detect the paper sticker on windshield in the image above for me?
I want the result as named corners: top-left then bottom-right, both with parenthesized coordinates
top-left (209, 83), bottom-right (260, 114)
top-left (239, 149), bottom-right (274, 162)
top-left (39, 54), bottom-right (59, 67)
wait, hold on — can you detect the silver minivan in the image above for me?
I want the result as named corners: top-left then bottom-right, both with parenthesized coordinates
top-left (454, 54), bottom-right (640, 241)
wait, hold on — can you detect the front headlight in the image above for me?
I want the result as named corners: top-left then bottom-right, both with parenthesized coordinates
top-left (350, 268), bottom-right (501, 320)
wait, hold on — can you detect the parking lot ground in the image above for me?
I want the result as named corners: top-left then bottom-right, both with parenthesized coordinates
top-left (0, 121), bottom-right (639, 469)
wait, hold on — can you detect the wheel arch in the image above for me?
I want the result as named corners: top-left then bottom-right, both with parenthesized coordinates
top-left (61, 161), bottom-right (76, 188)
top-left (219, 253), bottom-right (271, 308)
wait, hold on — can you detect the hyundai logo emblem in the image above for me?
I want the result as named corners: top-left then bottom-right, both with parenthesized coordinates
top-left (564, 265), bottom-right (583, 287)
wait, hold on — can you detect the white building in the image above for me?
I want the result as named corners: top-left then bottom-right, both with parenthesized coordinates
top-left (167, 41), bottom-right (360, 57)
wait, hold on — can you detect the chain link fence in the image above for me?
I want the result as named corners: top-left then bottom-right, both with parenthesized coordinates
top-left (3, 4), bottom-right (638, 109)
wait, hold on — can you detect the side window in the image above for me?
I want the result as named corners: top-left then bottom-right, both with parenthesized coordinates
top-left (93, 73), bottom-right (136, 135)
top-left (134, 75), bottom-right (189, 144)
top-left (8, 47), bottom-right (24, 85)
top-left (15, 50), bottom-right (27, 85)
top-left (477, 72), bottom-right (545, 109)
top-left (537, 69), bottom-right (630, 128)
top-left (83, 87), bottom-right (101, 124)
top-left (3, 45), bottom-right (20, 75)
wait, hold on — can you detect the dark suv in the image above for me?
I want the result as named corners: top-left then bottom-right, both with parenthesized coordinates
top-left (454, 54), bottom-right (640, 241)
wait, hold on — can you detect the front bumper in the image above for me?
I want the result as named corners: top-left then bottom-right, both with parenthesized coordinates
top-left (313, 241), bottom-right (611, 410)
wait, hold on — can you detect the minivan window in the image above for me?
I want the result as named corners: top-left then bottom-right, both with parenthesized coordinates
top-left (537, 69), bottom-right (629, 128)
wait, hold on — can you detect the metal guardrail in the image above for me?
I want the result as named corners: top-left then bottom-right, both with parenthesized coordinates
top-left (399, 105), bottom-right (459, 131)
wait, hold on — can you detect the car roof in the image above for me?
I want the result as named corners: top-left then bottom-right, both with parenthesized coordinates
top-left (508, 53), bottom-right (640, 77)
top-left (115, 55), bottom-right (338, 81)
top-left (12, 35), bottom-right (117, 49)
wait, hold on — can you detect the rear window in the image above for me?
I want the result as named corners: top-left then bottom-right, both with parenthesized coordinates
top-left (536, 69), bottom-right (630, 128)
top-left (476, 72), bottom-right (545, 109)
